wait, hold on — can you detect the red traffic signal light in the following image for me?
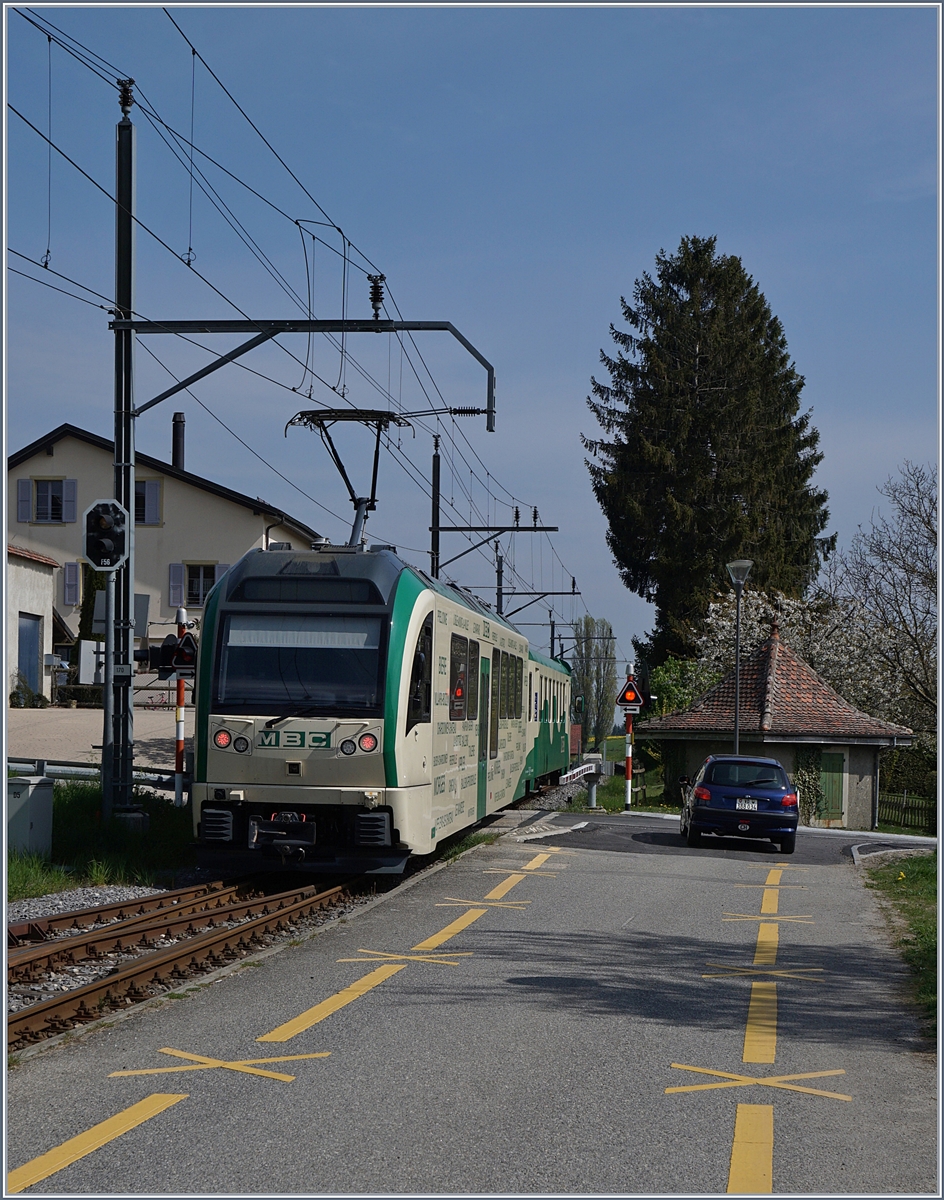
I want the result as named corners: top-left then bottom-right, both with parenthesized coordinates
top-left (83, 500), bottom-right (129, 570)
top-left (172, 632), bottom-right (198, 674)
top-left (619, 680), bottom-right (643, 707)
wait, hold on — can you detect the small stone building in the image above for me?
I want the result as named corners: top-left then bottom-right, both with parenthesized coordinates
top-left (7, 544), bottom-right (60, 701)
top-left (640, 626), bottom-right (912, 830)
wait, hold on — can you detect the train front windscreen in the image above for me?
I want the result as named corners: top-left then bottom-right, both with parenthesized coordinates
top-left (213, 611), bottom-right (387, 716)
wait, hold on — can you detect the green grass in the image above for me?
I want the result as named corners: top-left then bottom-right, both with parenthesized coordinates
top-left (571, 771), bottom-right (673, 815)
top-left (874, 821), bottom-right (937, 838)
top-left (865, 851), bottom-right (937, 1037)
top-left (436, 830), bottom-right (502, 862)
top-left (7, 780), bottom-right (196, 901)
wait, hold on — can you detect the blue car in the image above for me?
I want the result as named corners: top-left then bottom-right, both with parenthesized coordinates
top-left (679, 754), bottom-right (799, 854)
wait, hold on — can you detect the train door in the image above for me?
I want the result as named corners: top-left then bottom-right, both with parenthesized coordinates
top-left (477, 656), bottom-right (489, 819)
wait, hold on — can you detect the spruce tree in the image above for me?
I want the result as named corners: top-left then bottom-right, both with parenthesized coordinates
top-left (583, 235), bottom-right (834, 663)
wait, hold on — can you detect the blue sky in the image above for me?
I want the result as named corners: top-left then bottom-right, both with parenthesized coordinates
top-left (5, 4), bottom-right (939, 668)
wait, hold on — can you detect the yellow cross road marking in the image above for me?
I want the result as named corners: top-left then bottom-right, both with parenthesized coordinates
top-left (745, 863), bottom-right (809, 871)
top-left (412, 908), bottom-right (487, 950)
top-left (743, 981), bottom-right (778, 1062)
top-left (257, 963), bottom-right (406, 1043)
top-left (109, 1048), bottom-right (330, 1081)
top-left (436, 898), bottom-right (531, 909)
top-left (727, 1104), bottom-right (773, 1194)
top-left (753, 923), bottom-right (779, 965)
top-left (735, 883), bottom-right (807, 889)
top-left (337, 949), bottom-right (472, 966)
top-left (523, 852), bottom-right (552, 870)
top-left (484, 873), bottom-right (526, 900)
top-left (7, 1093), bottom-right (188, 1194)
top-left (722, 913), bottom-right (814, 923)
top-left (666, 1063), bottom-right (851, 1101)
top-left (482, 867), bottom-right (558, 877)
top-left (703, 963), bottom-right (824, 982)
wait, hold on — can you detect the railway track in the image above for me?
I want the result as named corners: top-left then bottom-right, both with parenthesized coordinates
top-left (8, 877), bottom-right (352, 1052)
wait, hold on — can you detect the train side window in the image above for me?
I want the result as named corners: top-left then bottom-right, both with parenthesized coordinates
top-left (500, 651), bottom-right (509, 719)
top-left (513, 656), bottom-right (521, 719)
top-left (449, 634), bottom-right (468, 722)
top-left (467, 641), bottom-right (480, 721)
top-left (406, 613), bottom-right (433, 733)
top-left (529, 671), bottom-right (534, 721)
top-left (490, 649), bottom-right (500, 757)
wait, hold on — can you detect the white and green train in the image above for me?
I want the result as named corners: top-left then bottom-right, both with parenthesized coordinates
top-left (192, 543), bottom-right (572, 874)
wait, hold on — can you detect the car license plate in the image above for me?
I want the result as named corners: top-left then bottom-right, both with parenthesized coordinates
top-left (736, 798), bottom-right (758, 811)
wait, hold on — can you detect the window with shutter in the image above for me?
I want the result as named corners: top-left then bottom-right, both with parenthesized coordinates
top-left (214, 563), bottom-right (231, 584)
top-left (62, 480), bottom-right (77, 522)
top-left (63, 562), bottom-right (81, 607)
top-left (168, 563), bottom-right (185, 608)
top-left (135, 479), bottom-right (162, 525)
top-left (17, 479), bottom-right (31, 522)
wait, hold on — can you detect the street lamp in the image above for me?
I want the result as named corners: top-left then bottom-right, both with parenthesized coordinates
top-left (726, 559), bottom-right (754, 755)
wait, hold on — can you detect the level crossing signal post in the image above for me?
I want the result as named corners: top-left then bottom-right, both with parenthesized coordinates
top-left (619, 668), bottom-right (643, 810)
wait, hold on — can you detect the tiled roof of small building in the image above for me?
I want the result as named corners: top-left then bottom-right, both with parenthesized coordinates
top-left (644, 625), bottom-right (912, 742)
top-left (8, 543), bottom-right (60, 569)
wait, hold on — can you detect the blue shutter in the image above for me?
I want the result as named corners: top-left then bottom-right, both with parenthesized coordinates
top-left (63, 562), bottom-right (81, 607)
top-left (168, 563), bottom-right (185, 608)
top-left (144, 480), bottom-right (161, 525)
top-left (62, 480), bottom-right (77, 523)
top-left (17, 479), bottom-right (31, 522)
top-left (214, 563), bottom-right (231, 585)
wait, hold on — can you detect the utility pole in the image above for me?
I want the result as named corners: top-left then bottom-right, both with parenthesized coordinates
top-left (430, 437), bottom-right (441, 577)
top-left (113, 80), bottom-right (136, 811)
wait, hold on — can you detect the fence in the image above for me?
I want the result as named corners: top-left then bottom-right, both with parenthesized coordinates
top-left (877, 792), bottom-right (936, 835)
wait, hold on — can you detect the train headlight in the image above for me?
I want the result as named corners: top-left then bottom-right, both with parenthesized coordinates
top-left (214, 729), bottom-right (232, 749)
top-left (233, 736), bottom-right (250, 753)
top-left (340, 739), bottom-right (357, 756)
top-left (358, 733), bottom-right (378, 753)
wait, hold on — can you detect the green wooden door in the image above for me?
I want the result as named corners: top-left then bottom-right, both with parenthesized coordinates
top-left (819, 752), bottom-right (845, 822)
top-left (477, 657), bottom-right (489, 820)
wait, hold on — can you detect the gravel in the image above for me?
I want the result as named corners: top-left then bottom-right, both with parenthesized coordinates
top-left (7, 884), bottom-right (165, 925)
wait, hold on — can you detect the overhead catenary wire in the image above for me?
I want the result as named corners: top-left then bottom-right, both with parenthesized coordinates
top-left (12, 15), bottom-right (591, 646)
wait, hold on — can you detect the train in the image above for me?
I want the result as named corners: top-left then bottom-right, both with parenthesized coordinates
top-left (191, 542), bottom-right (573, 873)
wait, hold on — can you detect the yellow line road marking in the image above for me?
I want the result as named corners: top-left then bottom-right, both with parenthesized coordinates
top-left (722, 914), bottom-right (813, 923)
top-left (436, 898), bottom-right (530, 909)
top-left (7, 1093), bottom-right (188, 1194)
top-left (666, 1063), bottom-right (850, 1101)
top-left (256, 963), bottom-right (406, 1043)
top-left (765, 869), bottom-right (783, 887)
top-left (703, 963), bottom-right (823, 981)
top-left (727, 1104), bottom-right (773, 1194)
top-left (337, 949), bottom-right (472, 965)
top-left (412, 908), bottom-right (487, 950)
top-left (760, 888), bottom-right (779, 914)
top-left (523, 852), bottom-right (552, 870)
top-left (753, 923), bottom-right (779, 965)
top-left (484, 874), bottom-right (526, 900)
top-left (109, 1049), bottom-right (330, 1080)
top-left (743, 982), bottom-right (778, 1062)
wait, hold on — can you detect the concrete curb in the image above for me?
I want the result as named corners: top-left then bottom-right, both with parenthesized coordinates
top-left (850, 844), bottom-right (937, 867)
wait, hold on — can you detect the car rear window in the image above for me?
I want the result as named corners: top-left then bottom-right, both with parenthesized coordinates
top-left (707, 762), bottom-right (789, 788)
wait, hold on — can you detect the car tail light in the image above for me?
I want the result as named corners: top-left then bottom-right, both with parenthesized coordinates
top-left (358, 733), bottom-right (378, 753)
top-left (782, 792), bottom-right (798, 808)
top-left (213, 729), bottom-right (232, 749)
top-left (693, 786), bottom-right (711, 804)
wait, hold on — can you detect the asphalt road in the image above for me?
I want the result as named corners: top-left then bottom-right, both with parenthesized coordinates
top-left (6, 812), bottom-right (937, 1194)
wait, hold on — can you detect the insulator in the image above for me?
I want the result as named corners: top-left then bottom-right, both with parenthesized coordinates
top-left (448, 407), bottom-right (484, 417)
top-left (532, 506), bottom-right (539, 527)
top-left (514, 507), bottom-right (520, 527)
top-left (367, 273), bottom-right (386, 320)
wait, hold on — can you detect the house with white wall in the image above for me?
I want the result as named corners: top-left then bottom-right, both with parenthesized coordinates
top-left (8, 421), bottom-right (322, 645)
top-left (6, 544), bottom-right (60, 701)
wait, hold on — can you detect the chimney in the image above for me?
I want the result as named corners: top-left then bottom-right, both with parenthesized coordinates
top-left (172, 412), bottom-right (185, 470)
